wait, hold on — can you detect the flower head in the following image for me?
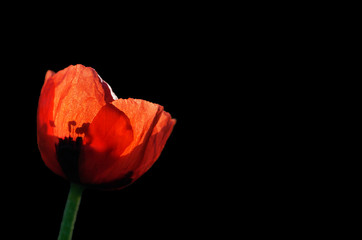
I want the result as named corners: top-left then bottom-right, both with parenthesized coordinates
top-left (37, 64), bottom-right (176, 190)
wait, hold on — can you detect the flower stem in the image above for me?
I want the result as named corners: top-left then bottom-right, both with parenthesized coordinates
top-left (57, 183), bottom-right (84, 240)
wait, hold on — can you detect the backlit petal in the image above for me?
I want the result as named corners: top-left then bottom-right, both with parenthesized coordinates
top-left (134, 111), bottom-right (176, 180)
top-left (49, 64), bottom-right (111, 139)
top-left (37, 71), bottom-right (64, 177)
top-left (79, 103), bottom-right (133, 184)
top-left (94, 98), bottom-right (175, 187)
top-left (37, 64), bottom-right (115, 179)
top-left (45, 70), bottom-right (55, 82)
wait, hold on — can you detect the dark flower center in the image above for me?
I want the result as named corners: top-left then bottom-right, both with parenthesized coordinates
top-left (55, 136), bottom-right (83, 183)
top-left (54, 121), bottom-right (134, 189)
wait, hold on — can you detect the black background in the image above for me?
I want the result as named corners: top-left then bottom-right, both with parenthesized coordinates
top-left (0, 8), bottom-right (299, 239)
top-left (3, 61), bottom-right (228, 239)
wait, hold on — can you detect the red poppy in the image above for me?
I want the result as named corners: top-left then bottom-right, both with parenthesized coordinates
top-left (37, 64), bottom-right (176, 190)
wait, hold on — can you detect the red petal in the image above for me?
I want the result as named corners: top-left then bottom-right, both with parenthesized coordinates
top-left (49, 64), bottom-right (111, 139)
top-left (79, 104), bottom-right (133, 184)
top-left (37, 70), bottom-right (63, 177)
top-left (134, 111), bottom-right (176, 181)
top-left (45, 70), bottom-right (55, 82)
top-left (94, 98), bottom-right (176, 187)
top-left (37, 64), bottom-right (115, 179)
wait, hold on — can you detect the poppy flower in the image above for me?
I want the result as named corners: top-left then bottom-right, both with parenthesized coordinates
top-left (37, 64), bottom-right (176, 190)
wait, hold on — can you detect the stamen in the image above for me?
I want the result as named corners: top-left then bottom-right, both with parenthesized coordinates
top-left (56, 121), bottom-right (90, 182)
top-left (68, 121), bottom-right (76, 134)
top-left (75, 123), bottom-right (90, 135)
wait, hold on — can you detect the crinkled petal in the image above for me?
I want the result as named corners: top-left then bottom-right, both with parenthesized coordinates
top-left (93, 98), bottom-right (176, 188)
top-left (37, 64), bottom-right (115, 179)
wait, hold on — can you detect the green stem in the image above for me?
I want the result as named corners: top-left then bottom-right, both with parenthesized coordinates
top-left (57, 183), bottom-right (84, 240)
